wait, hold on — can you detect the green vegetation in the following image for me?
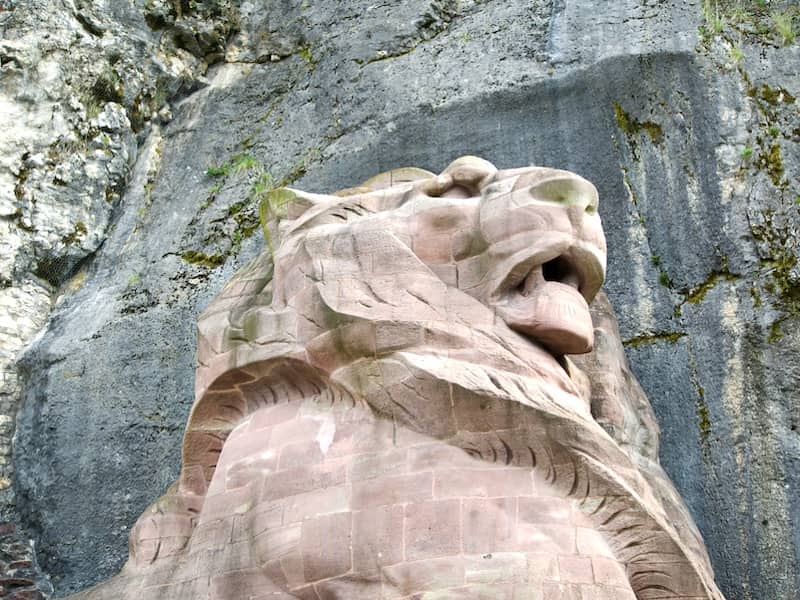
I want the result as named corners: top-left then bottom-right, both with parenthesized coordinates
top-left (740, 145), bottom-right (754, 159)
top-left (755, 143), bottom-right (784, 186)
top-left (701, 0), bottom-right (725, 35)
top-left (768, 319), bottom-right (784, 343)
top-left (685, 270), bottom-right (739, 304)
top-left (750, 286), bottom-right (763, 307)
top-left (697, 398), bottom-right (712, 439)
top-left (772, 10), bottom-right (796, 45)
top-left (749, 83), bottom-right (795, 106)
top-left (730, 43), bottom-right (744, 63)
top-left (750, 210), bottom-right (800, 316)
top-left (658, 271), bottom-right (672, 287)
top-left (612, 102), bottom-right (664, 144)
top-left (195, 145), bottom-right (318, 266)
top-left (623, 331), bottom-right (687, 347)
top-left (180, 250), bottom-right (226, 267)
top-left (61, 221), bottom-right (88, 246)
top-left (699, 1), bottom-right (798, 45)
top-left (205, 164), bottom-right (230, 177)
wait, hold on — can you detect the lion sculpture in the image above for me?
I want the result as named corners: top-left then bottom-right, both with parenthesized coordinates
top-left (70, 157), bottom-right (725, 599)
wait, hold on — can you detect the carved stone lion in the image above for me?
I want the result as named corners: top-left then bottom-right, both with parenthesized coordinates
top-left (70, 157), bottom-right (725, 599)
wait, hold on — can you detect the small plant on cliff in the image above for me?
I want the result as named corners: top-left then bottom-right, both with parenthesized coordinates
top-left (730, 43), bottom-right (744, 64)
top-left (205, 163), bottom-right (230, 177)
top-left (772, 10), bottom-right (796, 45)
top-left (702, 0), bottom-right (725, 34)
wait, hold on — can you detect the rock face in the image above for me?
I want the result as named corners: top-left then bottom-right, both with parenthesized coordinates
top-left (4, 0), bottom-right (799, 598)
top-left (66, 158), bottom-right (724, 599)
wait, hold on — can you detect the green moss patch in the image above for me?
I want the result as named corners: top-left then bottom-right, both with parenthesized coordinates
top-left (613, 102), bottom-right (664, 144)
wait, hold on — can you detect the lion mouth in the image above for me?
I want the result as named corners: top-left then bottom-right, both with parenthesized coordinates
top-left (497, 244), bottom-right (604, 357)
top-left (515, 244), bottom-right (604, 302)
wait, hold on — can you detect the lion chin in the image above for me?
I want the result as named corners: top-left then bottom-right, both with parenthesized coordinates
top-left (69, 157), bottom-right (725, 600)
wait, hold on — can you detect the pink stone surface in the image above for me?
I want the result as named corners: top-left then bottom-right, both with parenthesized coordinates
top-left (69, 157), bottom-right (726, 599)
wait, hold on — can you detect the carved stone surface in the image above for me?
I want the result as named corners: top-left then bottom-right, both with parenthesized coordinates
top-left (69, 157), bottom-right (724, 599)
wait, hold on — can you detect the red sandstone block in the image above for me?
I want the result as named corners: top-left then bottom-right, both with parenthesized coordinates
top-left (527, 552), bottom-right (560, 584)
top-left (542, 582), bottom-right (583, 600)
top-left (433, 468), bottom-right (532, 498)
top-left (143, 576), bottom-right (209, 599)
top-left (188, 547), bottom-right (229, 579)
top-left (285, 584), bottom-right (321, 600)
top-left (213, 539), bottom-right (259, 573)
top-left (517, 496), bottom-right (572, 525)
top-left (451, 389), bottom-right (525, 432)
top-left (516, 524), bottom-right (576, 555)
top-left (209, 568), bottom-right (282, 598)
top-left (351, 471), bottom-right (433, 509)
top-left (249, 402), bottom-right (301, 432)
top-left (578, 584), bottom-right (636, 600)
top-left (189, 518), bottom-right (233, 550)
top-left (260, 557), bottom-right (289, 589)
top-left (314, 577), bottom-right (382, 600)
top-left (225, 454), bottom-right (278, 491)
top-left (463, 552), bottom-right (527, 585)
top-left (278, 440), bottom-right (324, 470)
top-left (375, 320), bottom-right (426, 353)
top-left (575, 528), bottom-right (614, 558)
top-left (133, 513), bottom-right (193, 541)
top-left (352, 505), bottom-right (404, 575)
top-left (324, 420), bottom-right (398, 458)
top-left (557, 555), bottom-right (593, 585)
top-left (347, 447), bottom-right (408, 482)
top-left (405, 499), bottom-right (461, 560)
top-left (179, 464), bottom-right (208, 496)
top-left (284, 485), bottom-right (349, 523)
top-left (201, 483), bottom-right (258, 521)
top-left (153, 535), bottom-right (190, 560)
top-left (415, 583), bottom-right (515, 599)
top-left (279, 552), bottom-right (306, 588)
top-left (261, 461), bottom-right (347, 501)
top-left (408, 443), bottom-right (481, 471)
top-left (382, 557), bottom-right (465, 599)
top-left (232, 501), bottom-right (283, 541)
top-left (300, 512), bottom-right (352, 582)
top-left (250, 586), bottom-right (319, 600)
top-left (269, 418), bottom-right (321, 452)
top-left (386, 379), bottom-right (458, 439)
top-left (254, 524), bottom-right (301, 562)
top-left (462, 497), bottom-right (516, 553)
top-left (512, 582), bottom-right (543, 600)
top-left (591, 557), bottom-right (628, 588)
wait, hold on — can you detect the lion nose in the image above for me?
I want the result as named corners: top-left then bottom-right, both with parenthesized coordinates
top-left (527, 175), bottom-right (599, 215)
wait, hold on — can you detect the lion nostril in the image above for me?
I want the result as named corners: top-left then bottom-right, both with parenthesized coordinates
top-left (543, 257), bottom-right (569, 283)
top-left (542, 256), bottom-right (582, 291)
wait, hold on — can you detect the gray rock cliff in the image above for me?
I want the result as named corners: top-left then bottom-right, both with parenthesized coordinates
top-left (1, 0), bottom-right (798, 598)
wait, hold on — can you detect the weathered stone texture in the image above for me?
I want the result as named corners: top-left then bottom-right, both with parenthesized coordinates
top-left (3, 0), bottom-right (799, 598)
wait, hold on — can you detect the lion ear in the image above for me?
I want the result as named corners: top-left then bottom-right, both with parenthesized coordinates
top-left (260, 187), bottom-right (331, 222)
top-left (354, 166), bottom-right (436, 192)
